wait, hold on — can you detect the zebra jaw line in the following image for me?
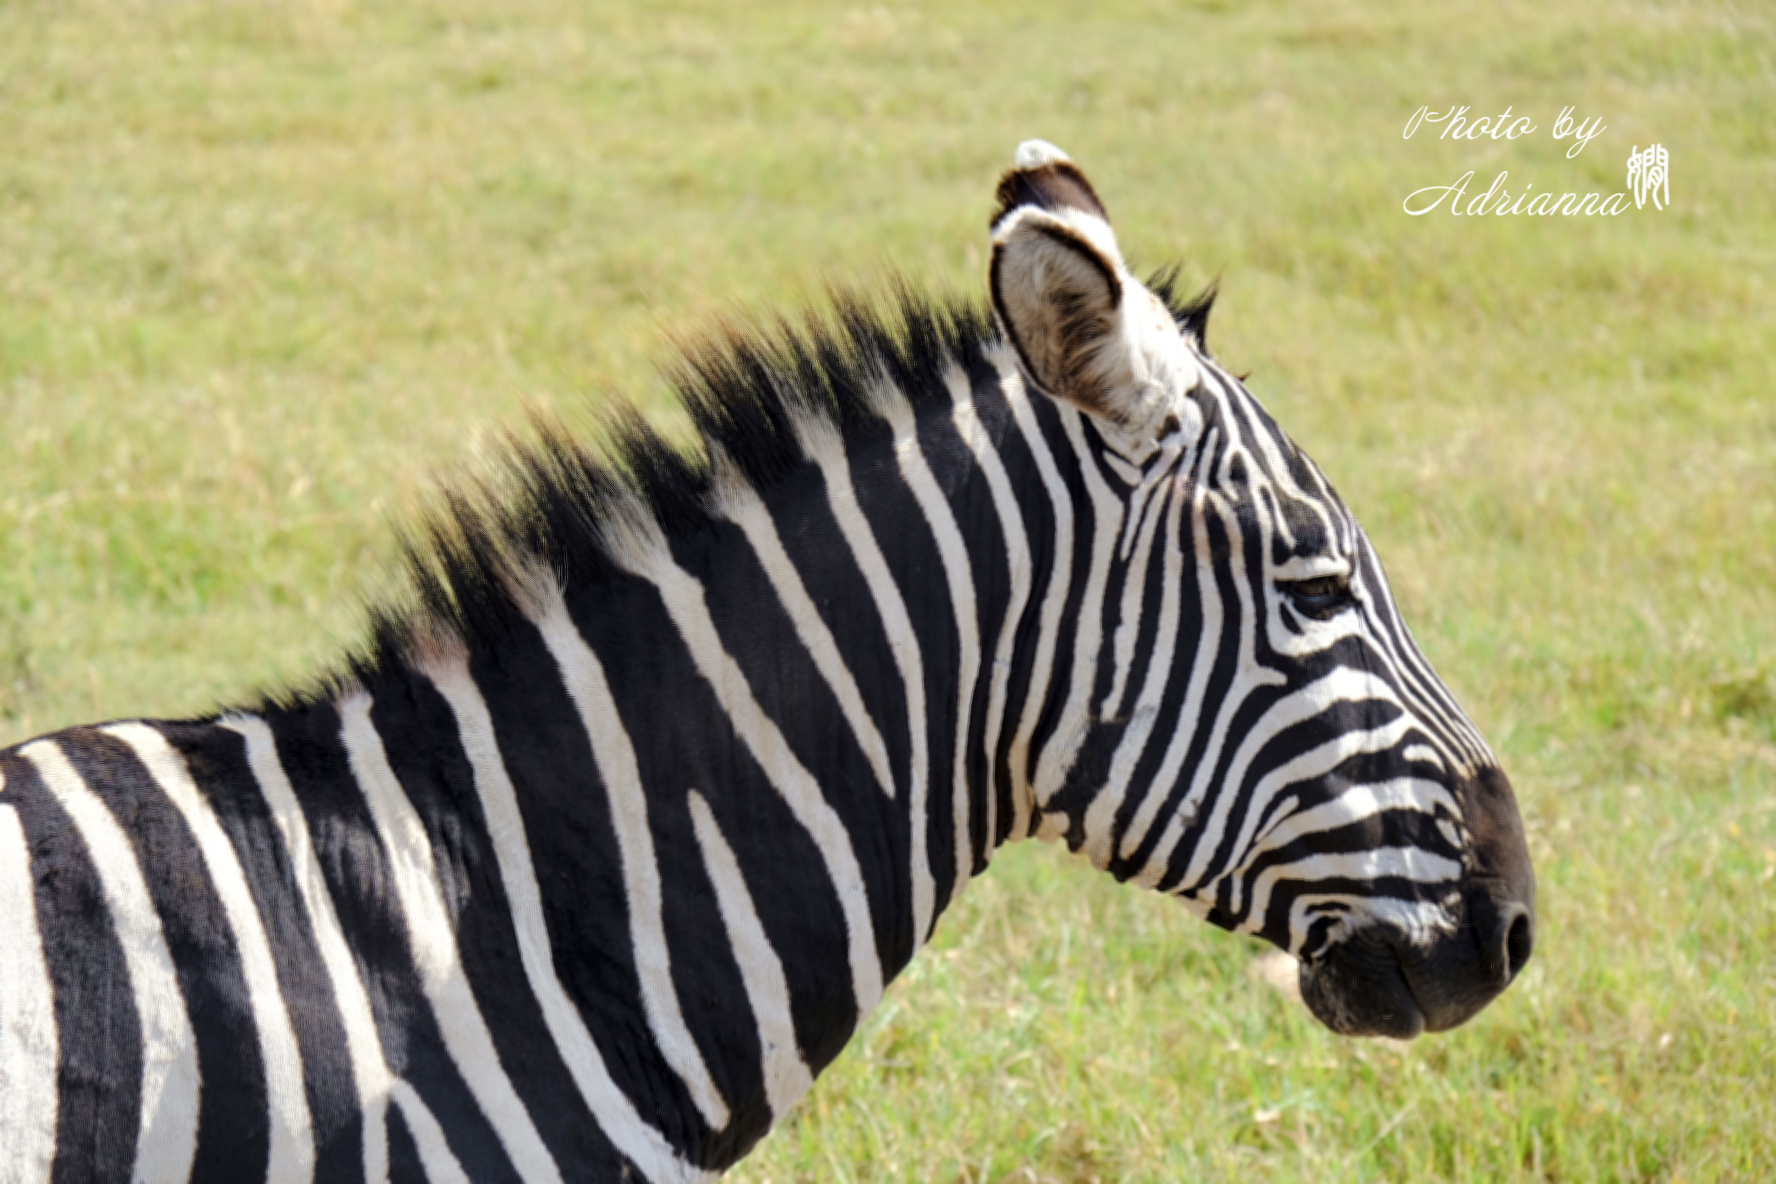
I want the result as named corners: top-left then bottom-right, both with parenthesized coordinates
top-left (0, 142), bottom-right (1535, 1182)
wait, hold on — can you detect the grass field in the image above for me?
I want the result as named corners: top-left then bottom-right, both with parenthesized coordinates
top-left (3, 1), bottom-right (1773, 1180)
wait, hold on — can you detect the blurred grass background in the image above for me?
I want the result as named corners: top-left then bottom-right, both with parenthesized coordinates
top-left (2, 0), bottom-right (1772, 1180)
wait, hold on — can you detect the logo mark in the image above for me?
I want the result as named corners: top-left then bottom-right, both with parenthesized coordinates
top-left (1627, 144), bottom-right (1669, 210)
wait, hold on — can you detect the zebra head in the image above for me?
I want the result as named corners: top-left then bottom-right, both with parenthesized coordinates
top-left (990, 142), bottom-right (1534, 1039)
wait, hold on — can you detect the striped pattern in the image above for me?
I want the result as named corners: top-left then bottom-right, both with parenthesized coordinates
top-left (0, 145), bottom-right (1521, 1181)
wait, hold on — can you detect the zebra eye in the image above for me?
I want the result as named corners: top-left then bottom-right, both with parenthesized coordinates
top-left (1280, 575), bottom-right (1352, 620)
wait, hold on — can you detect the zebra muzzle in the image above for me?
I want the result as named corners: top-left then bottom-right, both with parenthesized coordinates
top-left (1298, 766), bottom-right (1537, 1040)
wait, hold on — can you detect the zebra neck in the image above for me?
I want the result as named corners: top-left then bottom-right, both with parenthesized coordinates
top-left (250, 349), bottom-right (1123, 1169)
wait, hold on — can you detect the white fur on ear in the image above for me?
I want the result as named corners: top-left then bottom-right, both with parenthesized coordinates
top-left (1014, 140), bottom-right (1071, 169)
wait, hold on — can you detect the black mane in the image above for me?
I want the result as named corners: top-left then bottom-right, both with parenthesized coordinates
top-left (253, 274), bottom-right (1214, 712)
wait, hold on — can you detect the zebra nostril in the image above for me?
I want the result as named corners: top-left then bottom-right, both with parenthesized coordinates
top-left (1502, 906), bottom-right (1534, 981)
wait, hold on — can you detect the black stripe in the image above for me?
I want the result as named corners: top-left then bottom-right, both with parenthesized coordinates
top-left (544, 559), bottom-right (801, 1167)
top-left (1044, 439), bottom-right (1170, 822)
top-left (58, 729), bottom-right (271, 1184)
top-left (841, 408), bottom-right (970, 894)
top-left (767, 451), bottom-right (916, 833)
top-left (906, 383), bottom-right (1018, 870)
top-left (539, 569), bottom-right (777, 1165)
top-left (678, 490), bottom-right (909, 979)
top-left (1116, 477), bottom-right (1181, 725)
top-left (1104, 479), bottom-right (1207, 878)
top-left (264, 700), bottom-right (522, 1184)
top-left (1161, 546), bottom-right (1292, 893)
top-left (965, 375), bottom-right (1055, 851)
top-left (386, 1102), bottom-right (426, 1184)
top-left (1022, 399), bottom-right (1096, 829)
top-left (364, 663), bottom-right (635, 1181)
top-left (3, 748), bottom-right (145, 1184)
top-left (156, 720), bottom-right (366, 1184)
top-left (1115, 478), bottom-right (1244, 883)
top-left (1198, 694), bottom-right (1407, 892)
top-left (566, 567), bottom-right (856, 1090)
top-left (464, 601), bottom-right (729, 1167)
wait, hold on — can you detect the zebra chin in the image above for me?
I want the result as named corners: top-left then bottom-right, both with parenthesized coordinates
top-left (1298, 765), bottom-right (1537, 1039)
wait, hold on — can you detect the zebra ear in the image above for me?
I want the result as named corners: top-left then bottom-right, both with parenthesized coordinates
top-left (989, 143), bottom-right (1184, 434)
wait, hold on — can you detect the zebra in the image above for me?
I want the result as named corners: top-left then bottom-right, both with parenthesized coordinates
top-left (0, 141), bottom-right (1534, 1183)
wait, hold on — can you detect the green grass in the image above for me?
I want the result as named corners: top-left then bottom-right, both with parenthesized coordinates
top-left (3, 1), bottom-right (1772, 1179)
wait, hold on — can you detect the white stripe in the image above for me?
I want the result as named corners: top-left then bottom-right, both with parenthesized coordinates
top-left (615, 544), bottom-right (886, 1018)
top-left (1030, 407), bottom-right (1124, 801)
top-left (1247, 777), bottom-right (1458, 866)
top-left (1180, 667), bottom-right (1404, 893)
top-left (1241, 847), bottom-right (1463, 939)
top-left (220, 715), bottom-right (395, 1184)
top-left (1100, 450), bottom-right (1143, 489)
top-left (336, 692), bottom-right (565, 1184)
top-left (1224, 716), bottom-right (1433, 914)
top-left (947, 368), bottom-right (1034, 872)
top-left (1283, 895), bottom-right (1351, 958)
top-left (870, 383), bottom-right (975, 929)
top-left (1134, 468), bottom-right (1288, 887)
top-left (1099, 440), bottom-right (1183, 721)
top-left (1112, 445), bottom-right (1160, 559)
top-left (1241, 715), bottom-right (1421, 859)
top-left (993, 350), bottom-right (1075, 836)
top-left (520, 589), bottom-right (731, 1133)
top-left (1080, 476), bottom-right (1186, 865)
top-left (1282, 894), bottom-right (1452, 959)
top-left (686, 791), bottom-right (814, 1121)
top-left (1401, 744), bottom-right (1444, 769)
top-left (1116, 438), bottom-right (1223, 861)
top-left (812, 434), bottom-right (934, 943)
top-left (718, 478), bottom-right (898, 805)
top-left (390, 1080), bottom-right (471, 1184)
top-left (0, 798), bottom-right (59, 1184)
top-left (21, 739), bottom-right (199, 1184)
top-left (103, 724), bottom-right (316, 1184)
top-left (419, 648), bottom-right (717, 1181)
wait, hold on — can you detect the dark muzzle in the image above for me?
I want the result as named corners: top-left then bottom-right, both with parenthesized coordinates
top-left (1300, 764), bottom-right (1536, 1039)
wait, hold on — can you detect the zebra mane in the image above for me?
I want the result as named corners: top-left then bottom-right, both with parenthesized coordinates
top-left (258, 274), bottom-right (1214, 711)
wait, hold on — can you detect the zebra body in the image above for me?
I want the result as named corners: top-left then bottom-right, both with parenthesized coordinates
top-left (0, 144), bottom-right (1534, 1183)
